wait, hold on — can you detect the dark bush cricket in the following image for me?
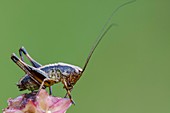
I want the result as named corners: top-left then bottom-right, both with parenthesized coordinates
top-left (11, 0), bottom-right (135, 104)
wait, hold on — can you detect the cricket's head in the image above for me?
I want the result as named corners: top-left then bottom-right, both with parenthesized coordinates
top-left (68, 66), bottom-right (83, 87)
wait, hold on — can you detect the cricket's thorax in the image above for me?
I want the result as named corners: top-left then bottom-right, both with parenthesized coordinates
top-left (39, 62), bottom-right (82, 86)
top-left (39, 62), bottom-right (82, 76)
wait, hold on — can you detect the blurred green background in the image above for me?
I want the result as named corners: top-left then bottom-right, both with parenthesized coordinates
top-left (0, 0), bottom-right (170, 113)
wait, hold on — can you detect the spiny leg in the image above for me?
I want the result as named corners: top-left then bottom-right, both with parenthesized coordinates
top-left (19, 46), bottom-right (42, 68)
top-left (62, 79), bottom-right (75, 105)
top-left (36, 78), bottom-right (48, 96)
top-left (36, 78), bottom-right (54, 96)
top-left (11, 54), bottom-right (52, 94)
top-left (19, 47), bottom-right (43, 92)
top-left (11, 53), bottom-right (47, 88)
top-left (64, 93), bottom-right (68, 98)
top-left (19, 47), bottom-right (53, 94)
top-left (18, 48), bottom-right (53, 94)
top-left (49, 86), bottom-right (52, 95)
top-left (64, 76), bottom-right (73, 98)
top-left (64, 88), bottom-right (73, 98)
top-left (12, 53), bottom-right (53, 96)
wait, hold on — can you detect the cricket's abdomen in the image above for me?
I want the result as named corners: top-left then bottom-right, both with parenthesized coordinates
top-left (17, 75), bottom-right (45, 91)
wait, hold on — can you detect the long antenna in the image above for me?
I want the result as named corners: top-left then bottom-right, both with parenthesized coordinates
top-left (81, 0), bottom-right (135, 74)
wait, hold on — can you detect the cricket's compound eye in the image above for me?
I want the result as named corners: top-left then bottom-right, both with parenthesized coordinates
top-left (74, 66), bottom-right (82, 75)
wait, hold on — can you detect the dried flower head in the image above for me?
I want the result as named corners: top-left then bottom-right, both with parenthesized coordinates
top-left (3, 89), bottom-right (72, 113)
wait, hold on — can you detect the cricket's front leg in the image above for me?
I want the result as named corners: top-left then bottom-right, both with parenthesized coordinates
top-left (62, 79), bottom-right (75, 105)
